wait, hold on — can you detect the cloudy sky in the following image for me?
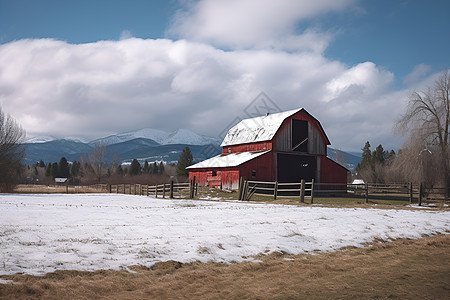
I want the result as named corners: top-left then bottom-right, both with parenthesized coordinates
top-left (0, 0), bottom-right (448, 152)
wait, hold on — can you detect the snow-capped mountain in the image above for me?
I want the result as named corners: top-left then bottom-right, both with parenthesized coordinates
top-left (26, 136), bottom-right (58, 143)
top-left (89, 128), bottom-right (221, 146)
top-left (26, 136), bottom-right (88, 144)
top-left (163, 128), bottom-right (221, 145)
top-left (89, 128), bottom-right (169, 146)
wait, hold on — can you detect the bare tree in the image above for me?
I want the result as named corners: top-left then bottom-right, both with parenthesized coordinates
top-left (396, 71), bottom-right (449, 194)
top-left (0, 106), bottom-right (26, 191)
top-left (88, 142), bottom-right (106, 183)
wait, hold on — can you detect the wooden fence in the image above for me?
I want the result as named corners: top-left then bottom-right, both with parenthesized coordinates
top-left (107, 181), bottom-right (197, 199)
top-left (239, 179), bottom-right (315, 203)
top-left (238, 179), bottom-right (440, 204)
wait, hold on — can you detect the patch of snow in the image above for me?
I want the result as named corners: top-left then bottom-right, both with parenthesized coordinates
top-left (0, 279), bottom-right (13, 284)
top-left (0, 194), bottom-right (448, 276)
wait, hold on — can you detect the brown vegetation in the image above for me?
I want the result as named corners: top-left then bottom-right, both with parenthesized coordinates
top-left (1, 234), bottom-right (449, 299)
top-left (0, 106), bottom-right (26, 192)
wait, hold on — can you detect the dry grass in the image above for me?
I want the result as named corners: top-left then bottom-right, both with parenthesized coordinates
top-left (1, 234), bottom-right (449, 299)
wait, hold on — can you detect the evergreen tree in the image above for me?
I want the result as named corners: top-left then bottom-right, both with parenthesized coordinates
top-left (152, 162), bottom-right (158, 174)
top-left (176, 147), bottom-right (193, 177)
top-left (129, 159), bottom-right (141, 176)
top-left (33, 165), bottom-right (38, 176)
top-left (38, 160), bottom-right (45, 168)
top-left (45, 163), bottom-right (52, 178)
top-left (51, 162), bottom-right (59, 178)
top-left (143, 160), bottom-right (150, 174)
top-left (70, 161), bottom-right (81, 177)
top-left (372, 144), bottom-right (385, 165)
top-left (159, 161), bottom-right (165, 174)
top-left (356, 141), bottom-right (372, 173)
top-left (117, 164), bottom-right (124, 175)
top-left (58, 157), bottom-right (70, 178)
top-left (386, 150), bottom-right (396, 163)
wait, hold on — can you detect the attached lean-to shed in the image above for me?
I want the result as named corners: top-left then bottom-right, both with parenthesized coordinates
top-left (187, 108), bottom-right (348, 190)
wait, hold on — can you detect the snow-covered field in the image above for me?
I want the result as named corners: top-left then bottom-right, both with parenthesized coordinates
top-left (0, 194), bottom-right (449, 276)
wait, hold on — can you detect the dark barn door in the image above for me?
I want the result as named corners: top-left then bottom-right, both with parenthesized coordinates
top-left (277, 153), bottom-right (316, 182)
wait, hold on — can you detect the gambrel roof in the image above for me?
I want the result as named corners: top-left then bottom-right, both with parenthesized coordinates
top-left (221, 108), bottom-right (330, 147)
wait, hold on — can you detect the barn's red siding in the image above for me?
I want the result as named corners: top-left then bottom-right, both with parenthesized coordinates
top-left (189, 168), bottom-right (240, 190)
top-left (239, 152), bottom-right (274, 182)
top-left (320, 156), bottom-right (348, 185)
top-left (222, 141), bottom-right (272, 154)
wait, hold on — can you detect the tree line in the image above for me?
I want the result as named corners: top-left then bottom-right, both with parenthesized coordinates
top-left (18, 146), bottom-right (194, 187)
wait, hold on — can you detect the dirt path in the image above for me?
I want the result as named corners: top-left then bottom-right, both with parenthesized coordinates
top-left (1, 234), bottom-right (449, 299)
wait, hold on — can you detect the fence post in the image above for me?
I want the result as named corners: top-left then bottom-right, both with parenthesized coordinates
top-left (189, 176), bottom-right (196, 199)
top-left (195, 183), bottom-right (198, 196)
top-left (274, 181), bottom-right (278, 200)
top-left (163, 184), bottom-right (166, 198)
top-left (300, 179), bottom-right (305, 203)
top-left (238, 177), bottom-right (244, 200)
top-left (155, 184), bottom-right (158, 198)
top-left (365, 183), bottom-right (369, 203)
top-left (418, 183), bottom-right (423, 206)
top-left (409, 182), bottom-right (413, 203)
top-left (310, 179), bottom-right (314, 204)
top-left (170, 181), bottom-right (174, 199)
top-left (242, 180), bottom-right (248, 201)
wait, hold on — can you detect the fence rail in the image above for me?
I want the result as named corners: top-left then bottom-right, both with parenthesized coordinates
top-left (237, 179), bottom-right (447, 205)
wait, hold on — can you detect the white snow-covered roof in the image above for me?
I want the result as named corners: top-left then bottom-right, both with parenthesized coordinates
top-left (187, 150), bottom-right (271, 169)
top-left (351, 179), bottom-right (365, 185)
top-left (221, 108), bottom-right (301, 147)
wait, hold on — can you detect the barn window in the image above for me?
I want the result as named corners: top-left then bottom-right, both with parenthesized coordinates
top-left (228, 147), bottom-right (231, 153)
top-left (263, 143), bottom-right (267, 150)
top-left (252, 170), bottom-right (257, 179)
top-left (212, 170), bottom-right (217, 176)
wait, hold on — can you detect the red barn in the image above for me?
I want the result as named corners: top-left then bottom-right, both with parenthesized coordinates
top-left (187, 108), bottom-right (348, 190)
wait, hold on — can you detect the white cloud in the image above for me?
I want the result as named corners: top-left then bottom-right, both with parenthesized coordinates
top-left (0, 37), bottom-right (424, 151)
top-left (120, 30), bottom-right (133, 40)
top-left (168, 0), bottom-right (356, 51)
top-left (403, 63), bottom-right (431, 86)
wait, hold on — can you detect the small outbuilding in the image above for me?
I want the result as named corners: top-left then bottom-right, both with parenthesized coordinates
top-left (187, 108), bottom-right (348, 190)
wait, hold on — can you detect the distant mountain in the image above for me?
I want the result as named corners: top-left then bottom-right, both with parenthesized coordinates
top-left (24, 139), bottom-right (94, 165)
top-left (90, 128), bottom-right (221, 146)
top-left (327, 147), bottom-right (361, 170)
top-left (164, 128), bottom-right (220, 145)
top-left (26, 136), bottom-right (58, 143)
top-left (23, 138), bottom-right (222, 165)
top-left (89, 128), bottom-right (169, 146)
top-left (26, 136), bottom-right (88, 144)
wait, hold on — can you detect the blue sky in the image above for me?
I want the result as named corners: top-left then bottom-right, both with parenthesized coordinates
top-left (0, 0), bottom-right (449, 151)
